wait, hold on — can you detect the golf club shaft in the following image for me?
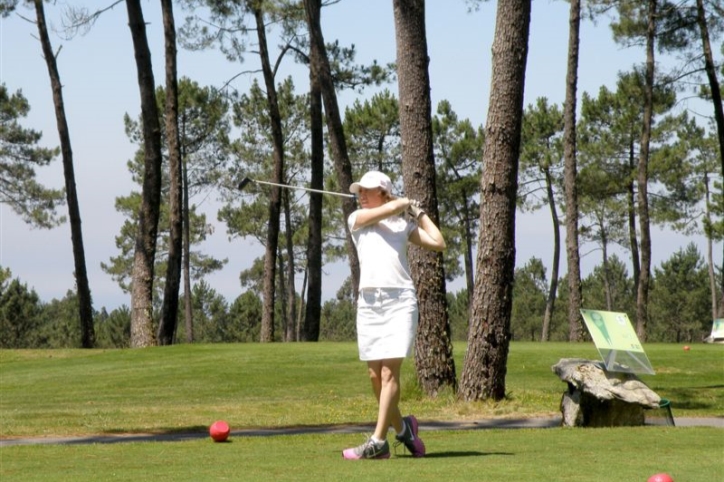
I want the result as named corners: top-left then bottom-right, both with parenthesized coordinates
top-left (241, 178), bottom-right (355, 199)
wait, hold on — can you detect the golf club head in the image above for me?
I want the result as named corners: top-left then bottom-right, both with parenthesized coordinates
top-left (238, 177), bottom-right (252, 191)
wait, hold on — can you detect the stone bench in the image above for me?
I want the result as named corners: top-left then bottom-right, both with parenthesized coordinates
top-left (552, 358), bottom-right (661, 427)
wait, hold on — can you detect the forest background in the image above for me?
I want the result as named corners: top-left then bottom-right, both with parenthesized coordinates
top-left (1, 0), bottom-right (721, 347)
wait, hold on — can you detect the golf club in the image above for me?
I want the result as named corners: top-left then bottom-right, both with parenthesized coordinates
top-left (238, 176), bottom-right (356, 199)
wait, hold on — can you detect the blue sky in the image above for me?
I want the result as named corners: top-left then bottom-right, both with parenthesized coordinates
top-left (0, 0), bottom-right (718, 311)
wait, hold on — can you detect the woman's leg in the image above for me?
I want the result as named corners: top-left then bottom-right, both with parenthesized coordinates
top-left (369, 358), bottom-right (404, 440)
top-left (342, 360), bottom-right (396, 459)
top-left (367, 360), bottom-right (382, 403)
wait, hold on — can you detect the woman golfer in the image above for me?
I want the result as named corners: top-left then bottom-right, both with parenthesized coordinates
top-left (342, 171), bottom-right (446, 460)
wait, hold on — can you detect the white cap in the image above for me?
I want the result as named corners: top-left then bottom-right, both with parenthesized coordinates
top-left (349, 171), bottom-right (393, 194)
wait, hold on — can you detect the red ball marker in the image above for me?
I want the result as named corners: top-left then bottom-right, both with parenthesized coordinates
top-left (209, 420), bottom-right (230, 442)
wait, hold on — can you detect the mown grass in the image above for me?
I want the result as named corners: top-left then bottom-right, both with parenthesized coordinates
top-left (0, 342), bottom-right (722, 481)
top-left (1, 342), bottom-right (721, 438)
top-left (1, 426), bottom-right (721, 481)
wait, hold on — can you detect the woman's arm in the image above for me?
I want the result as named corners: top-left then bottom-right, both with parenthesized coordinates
top-left (352, 197), bottom-right (410, 229)
top-left (409, 213), bottom-right (446, 252)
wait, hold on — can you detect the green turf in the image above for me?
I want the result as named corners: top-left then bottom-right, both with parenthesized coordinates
top-left (0, 342), bottom-right (721, 438)
top-left (0, 428), bottom-right (720, 481)
top-left (0, 342), bottom-right (722, 481)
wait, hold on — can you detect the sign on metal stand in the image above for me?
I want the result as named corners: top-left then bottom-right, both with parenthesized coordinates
top-left (580, 309), bottom-right (655, 375)
top-left (706, 318), bottom-right (724, 343)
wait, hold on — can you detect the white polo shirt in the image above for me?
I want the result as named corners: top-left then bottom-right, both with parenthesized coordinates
top-left (348, 211), bottom-right (416, 290)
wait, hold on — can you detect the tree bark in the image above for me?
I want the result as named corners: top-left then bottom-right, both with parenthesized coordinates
top-left (277, 244), bottom-right (287, 341)
top-left (695, 0), bottom-right (724, 181)
top-left (297, 268), bottom-right (308, 340)
top-left (459, 0), bottom-right (531, 401)
top-left (303, 0), bottom-right (360, 297)
top-left (541, 168), bottom-right (559, 342)
top-left (462, 189), bottom-right (475, 317)
top-left (627, 158), bottom-right (640, 293)
top-left (635, 0), bottom-right (657, 342)
top-left (704, 172), bottom-right (717, 320)
top-left (393, 0), bottom-right (456, 396)
top-left (302, 0), bottom-right (325, 342)
top-left (158, 0), bottom-right (183, 345)
top-left (183, 155), bottom-right (193, 342)
top-left (563, 0), bottom-right (583, 342)
top-left (283, 189), bottom-right (296, 342)
top-left (602, 233), bottom-right (612, 310)
top-left (695, 0), bottom-right (724, 317)
top-left (126, 0), bottom-right (163, 348)
top-left (34, 0), bottom-right (95, 348)
top-left (253, 4), bottom-right (283, 343)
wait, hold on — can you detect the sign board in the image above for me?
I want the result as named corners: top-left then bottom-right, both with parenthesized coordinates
top-left (708, 319), bottom-right (724, 343)
top-left (580, 309), bottom-right (655, 375)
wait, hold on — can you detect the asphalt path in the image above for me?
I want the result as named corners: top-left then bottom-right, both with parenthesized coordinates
top-left (1, 416), bottom-right (721, 447)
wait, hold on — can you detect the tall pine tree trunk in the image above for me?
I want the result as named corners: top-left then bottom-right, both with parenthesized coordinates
top-left (126, 0), bottom-right (163, 348)
top-left (302, 0), bottom-right (325, 341)
top-left (183, 156), bottom-right (193, 342)
top-left (626, 132), bottom-right (641, 298)
top-left (602, 235), bottom-right (613, 310)
top-left (462, 192), bottom-right (475, 315)
top-left (277, 246), bottom-right (287, 341)
top-left (460, 0), bottom-right (531, 401)
top-left (695, 0), bottom-right (724, 316)
top-left (563, 0), bottom-right (583, 343)
top-left (541, 168), bottom-right (559, 342)
top-left (158, 0), bottom-right (183, 345)
top-left (636, 0), bottom-right (656, 342)
top-left (303, 0), bottom-right (360, 298)
top-left (253, 4), bottom-right (283, 343)
top-left (34, 0), bottom-right (95, 348)
top-left (283, 190), bottom-right (296, 342)
top-left (393, 0), bottom-right (456, 396)
top-left (695, 0), bottom-right (724, 181)
top-left (627, 168), bottom-right (641, 292)
top-left (704, 173), bottom-right (717, 320)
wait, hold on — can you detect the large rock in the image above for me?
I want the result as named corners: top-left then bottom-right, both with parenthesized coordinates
top-left (552, 358), bottom-right (661, 427)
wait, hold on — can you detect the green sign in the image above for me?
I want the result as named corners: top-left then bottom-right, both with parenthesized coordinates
top-left (580, 309), bottom-right (655, 375)
top-left (710, 319), bottom-right (724, 340)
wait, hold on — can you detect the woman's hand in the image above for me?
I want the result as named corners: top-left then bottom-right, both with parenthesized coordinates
top-left (407, 200), bottom-right (425, 219)
top-left (408, 203), bottom-right (446, 252)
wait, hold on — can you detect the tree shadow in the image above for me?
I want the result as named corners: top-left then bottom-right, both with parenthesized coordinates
top-left (3, 423), bottom-right (382, 446)
top-left (67, 422), bottom-right (374, 445)
top-left (54, 429), bottom-right (212, 446)
top-left (660, 392), bottom-right (715, 411)
top-left (417, 451), bottom-right (514, 459)
top-left (643, 383), bottom-right (724, 411)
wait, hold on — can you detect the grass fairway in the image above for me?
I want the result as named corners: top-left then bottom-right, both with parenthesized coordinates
top-left (1, 342), bottom-right (722, 481)
top-left (1, 427), bottom-right (720, 481)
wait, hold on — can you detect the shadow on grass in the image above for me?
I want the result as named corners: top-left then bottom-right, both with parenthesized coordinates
top-left (1, 423), bottom-right (381, 447)
top-left (103, 425), bottom-right (209, 435)
top-left (1, 419), bottom-right (567, 447)
top-left (647, 384), bottom-right (724, 411)
top-left (421, 451), bottom-right (513, 458)
top-left (664, 391), bottom-right (718, 411)
top-left (6, 431), bottom-right (212, 446)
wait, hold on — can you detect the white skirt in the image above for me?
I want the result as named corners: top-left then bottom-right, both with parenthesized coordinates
top-left (356, 288), bottom-right (419, 361)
